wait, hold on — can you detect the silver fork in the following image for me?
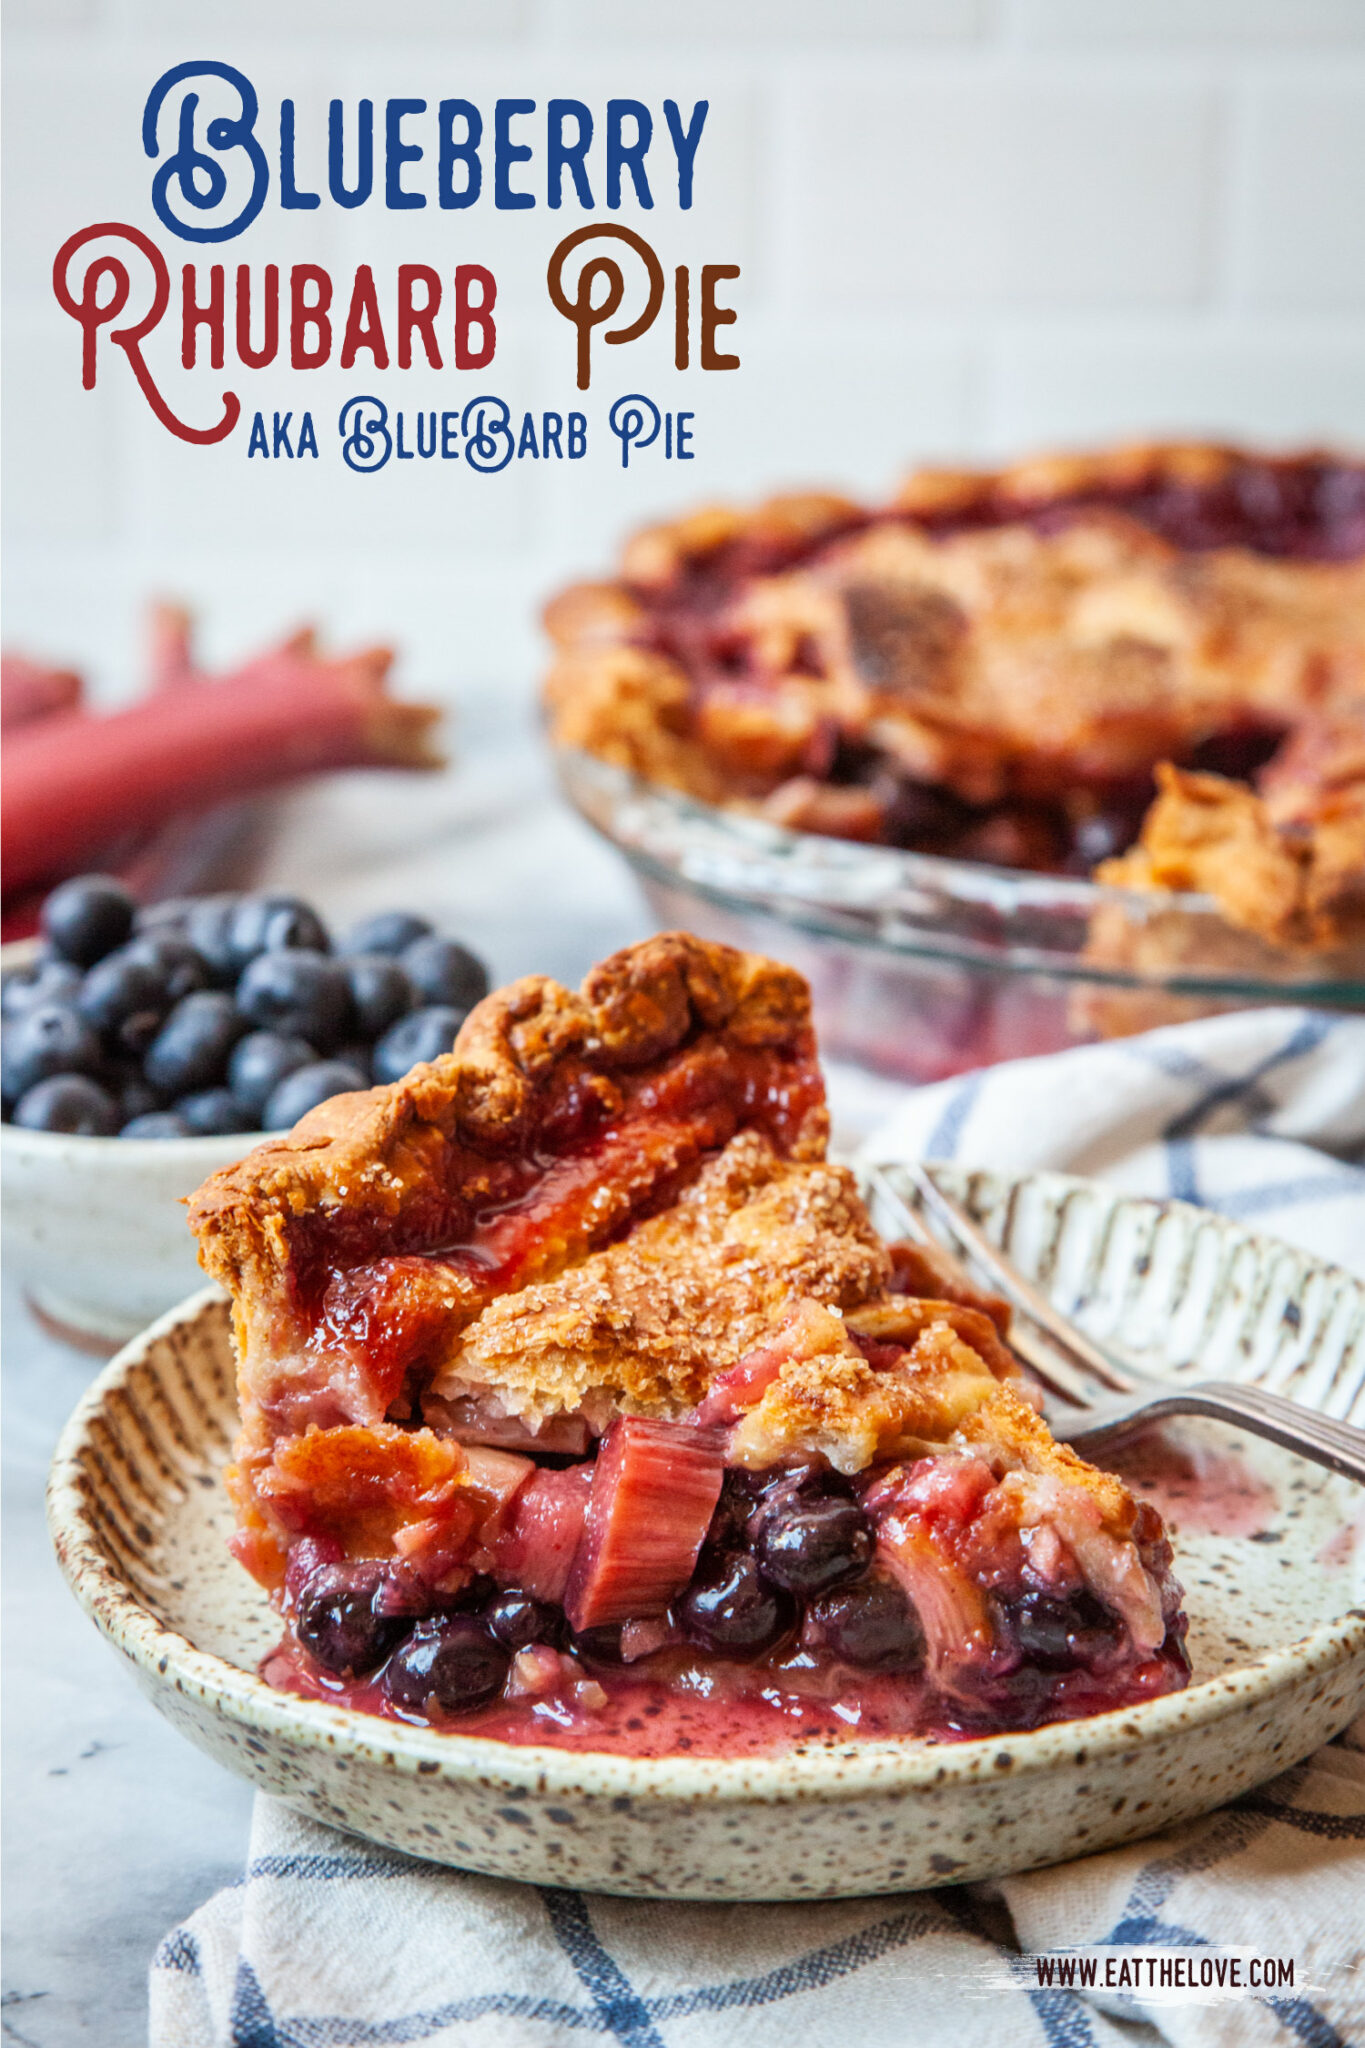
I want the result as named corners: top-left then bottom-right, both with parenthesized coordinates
top-left (867, 1162), bottom-right (1365, 1488)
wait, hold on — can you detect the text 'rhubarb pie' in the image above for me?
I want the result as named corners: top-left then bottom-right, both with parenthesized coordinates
top-left (190, 934), bottom-right (1188, 1756)
top-left (544, 443), bottom-right (1365, 967)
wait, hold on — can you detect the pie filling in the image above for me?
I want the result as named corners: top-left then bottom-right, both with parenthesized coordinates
top-left (190, 935), bottom-right (1190, 1756)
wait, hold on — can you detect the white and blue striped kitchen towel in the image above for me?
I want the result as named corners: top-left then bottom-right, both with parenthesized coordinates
top-left (152, 1006), bottom-right (1365, 2048)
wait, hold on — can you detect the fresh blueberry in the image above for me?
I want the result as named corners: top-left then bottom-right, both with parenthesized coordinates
top-left (337, 910), bottom-right (433, 958)
top-left (176, 1086), bottom-right (256, 1136)
top-left (2, 1003), bottom-right (103, 1104)
top-left (124, 933), bottom-right (211, 1004)
top-left (133, 897), bottom-right (196, 938)
top-left (485, 1590), bottom-right (566, 1653)
top-left (1, 958), bottom-right (82, 1018)
top-left (227, 1032), bottom-right (316, 1121)
top-left (678, 1553), bottom-right (795, 1659)
top-left (12, 1074), bottom-right (119, 1136)
top-left (755, 1496), bottom-right (874, 1599)
top-left (117, 1074), bottom-right (163, 1125)
top-left (296, 1563), bottom-right (410, 1678)
top-left (77, 949), bottom-right (173, 1054)
top-left (228, 893), bottom-right (329, 970)
top-left (119, 1110), bottom-right (192, 1139)
top-left (383, 1614), bottom-right (510, 1714)
top-left (343, 954), bottom-right (413, 1040)
top-left (371, 1005), bottom-right (464, 1086)
top-left (261, 1059), bottom-right (367, 1131)
top-left (40, 875), bottom-right (135, 967)
top-left (801, 1577), bottom-right (925, 1672)
top-left (143, 991), bottom-right (243, 1096)
top-left (236, 950), bottom-right (352, 1050)
top-left (400, 937), bottom-right (489, 1012)
top-left (183, 898), bottom-right (243, 986)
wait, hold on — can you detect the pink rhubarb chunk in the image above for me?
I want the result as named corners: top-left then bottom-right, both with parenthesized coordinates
top-left (564, 1418), bottom-right (727, 1632)
top-left (488, 1464), bottom-right (594, 1603)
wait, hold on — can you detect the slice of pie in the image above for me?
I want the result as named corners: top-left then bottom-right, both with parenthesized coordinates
top-left (190, 934), bottom-right (1188, 1753)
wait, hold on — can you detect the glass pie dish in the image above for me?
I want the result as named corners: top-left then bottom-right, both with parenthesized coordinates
top-left (555, 745), bottom-right (1365, 1084)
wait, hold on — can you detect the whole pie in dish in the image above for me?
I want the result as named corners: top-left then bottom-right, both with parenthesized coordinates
top-left (189, 935), bottom-right (1188, 1756)
top-left (543, 442), bottom-right (1365, 961)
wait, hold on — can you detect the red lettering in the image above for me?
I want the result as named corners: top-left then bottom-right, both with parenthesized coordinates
top-left (339, 263), bottom-right (389, 369)
top-left (236, 263), bottom-right (279, 368)
top-left (290, 264), bottom-right (333, 369)
top-left (454, 263), bottom-right (496, 370)
top-left (181, 264), bottom-right (224, 370)
top-left (398, 263), bottom-right (443, 369)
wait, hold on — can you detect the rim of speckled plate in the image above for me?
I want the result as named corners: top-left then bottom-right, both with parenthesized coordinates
top-left (47, 1281), bottom-right (1365, 1807)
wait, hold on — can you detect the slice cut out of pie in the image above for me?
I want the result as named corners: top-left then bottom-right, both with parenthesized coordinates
top-left (189, 933), bottom-right (1188, 1753)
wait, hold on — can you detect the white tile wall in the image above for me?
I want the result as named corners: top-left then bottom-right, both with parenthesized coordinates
top-left (5, 1), bottom-right (1365, 710)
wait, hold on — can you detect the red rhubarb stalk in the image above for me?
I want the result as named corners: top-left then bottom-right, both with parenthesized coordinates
top-left (563, 1418), bottom-right (727, 1633)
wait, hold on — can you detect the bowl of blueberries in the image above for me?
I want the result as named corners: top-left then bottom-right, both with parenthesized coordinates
top-left (1, 874), bottom-right (489, 1349)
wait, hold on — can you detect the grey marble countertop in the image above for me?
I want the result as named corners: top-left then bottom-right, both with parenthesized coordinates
top-left (1, 716), bottom-right (907, 2047)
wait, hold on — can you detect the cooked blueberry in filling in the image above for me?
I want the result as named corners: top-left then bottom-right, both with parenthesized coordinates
top-left (801, 1577), bottom-right (926, 1673)
top-left (754, 1494), bottom-right (874, 1598)
top-left (679, 1552), bottom-right (796, 1658)
top-left (486, 1589), bottom-right (567, 1653)
top-left (295, 1564), bottom-right (413, 1678)
top-left (384, 1616), bottom-right (511, 1715)
top-left (1001, 1589), bottom-right (1124, 1673)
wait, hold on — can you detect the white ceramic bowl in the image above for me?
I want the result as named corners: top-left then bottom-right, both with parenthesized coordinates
top-left (47, 1167), bottom-right (1365, 1900)
top-left (1, 938), bottom-right (258, 1346)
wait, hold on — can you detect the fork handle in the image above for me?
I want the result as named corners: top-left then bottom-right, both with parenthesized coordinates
top-left (1056, 1380), bottom-right (1365, 1487)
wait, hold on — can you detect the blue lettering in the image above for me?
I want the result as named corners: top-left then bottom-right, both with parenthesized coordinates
top-left (280, 100), bottom-right (320, 209)
top-left (548, 100), bottom-right (593, 209)
top-left (495, 98), bottom-right (535, 210)
top-left (676, 409), bottom-right (694, 459)
top-left (143, 61), bottom-right (268, 243)
top-left (517, 411), bottom-right (539, 458)
top-left (386, 99), bottom-right (426, 209)
top-left (247, 410), bottom-right (269, 456)
top-left (416, 411), bottom-right (437, 457)
top-left (396, 411), bottom-right (414, 459)
top-left (542, 411), bottom-right (564, 457)
top-left (272, 411), bottom-right (294, 457)
top-left (568, 411), bottom-right (587, 458)
top-left (663, 100), bottom-right (708, 209)
top-left (297, 411), bottom-right (319, 457)
top-left (439, 100), bottom-right (482, 208)
top-left (440, 410), bottom-right (459, 458)
top-left (328, 98), bottom-right (373, 208)
top-left (606, 100), bottom-right (653, 209)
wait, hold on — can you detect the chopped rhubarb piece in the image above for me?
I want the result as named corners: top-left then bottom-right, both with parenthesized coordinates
top-left (489, 1464), bottom-right (594, 1603)
top-left (563, 1418), bottom-right (727, 1632)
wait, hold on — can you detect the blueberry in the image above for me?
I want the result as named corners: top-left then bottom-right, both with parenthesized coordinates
top-left (77, 948), bottom-right (173, 1054)
top-left (119, 1110), bottom-right (192, 1139)
top-left (383, 1615), bottom-right (510, 1714)
top-left (371, 1005), bottom-right (464, 1086)
top-left (296, 1564), bottom-right (410, 1678)
top-left (570, 1624), bottom-right (628, 1665)
top-left (343, 954), bottom-right (413, 1040)
top-left (2, 958), bottom-right (82, 1018)
top-left (400, 936), bottom-right (489, 1012)
top-left (12, 1074), bottom-right (119, 1136)
top-left (228, 893), bottom-right (330, 970)
top-left (176, 1086), bottom-right (256, 1136)
top-left (227, 1032), bottom-right (316, 1121)
top-left (332, 1042), bottom-right (373, 1081)
top-left (2, 1003), bottom-right (103, 1104)
top-left (236, 949), bottom-right (352, 1050)
top-left (706, 1468), bottom-right (763, 1554)
top-left (678, 1553), bottom-right (795, 1658)
top-left (485, 1590), bottom-right (566, 1653)
top-left (143, 991), bottom-right (243, 1096)
top-left (183, 897), bottom-right (243, 986)
top-left (337, 909), bottom-right (433, 958)
top-left (755, 1496), bottom-right (873, 1599)
top-left (802, 1577), bottom-right (925, 1673)
top-left (40, 875), bottom-right (135, 967)
top-left (133, 897), bottom-right (196, 938)
top-left (125, 934), bottom-right (211, 1004)
top-left (117, 1074), bottom-right (163, 1125)
top-left (1005, 1590), bottom-right (1122, 1673)
top-left (261, 1059), bottom-right (368, 1131)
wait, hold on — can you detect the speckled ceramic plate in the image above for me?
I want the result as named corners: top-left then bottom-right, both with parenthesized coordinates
top-left (46, 1167), bottom-right (1365, 1901)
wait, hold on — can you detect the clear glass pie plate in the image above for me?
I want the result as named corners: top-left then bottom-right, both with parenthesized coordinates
top-left (555, 747), bottom-right (1365, 1084)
